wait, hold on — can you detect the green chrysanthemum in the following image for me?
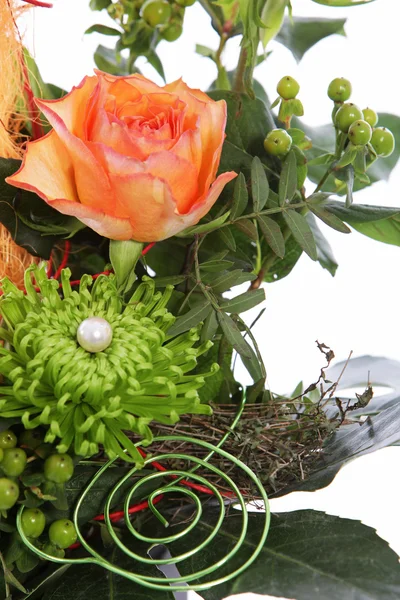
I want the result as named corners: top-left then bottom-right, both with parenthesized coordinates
top-left (0, 266), bottom-right (216, 465)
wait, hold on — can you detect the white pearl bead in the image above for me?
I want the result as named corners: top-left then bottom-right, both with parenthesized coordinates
top-left (77, 317), bottom-right (113, 353)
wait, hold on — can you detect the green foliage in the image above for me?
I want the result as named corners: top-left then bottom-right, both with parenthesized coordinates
top-left (276, 16), bottom-right (346, 61)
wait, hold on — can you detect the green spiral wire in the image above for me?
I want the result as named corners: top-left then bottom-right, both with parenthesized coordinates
top-left (16, 396), bottom-right (271, 592)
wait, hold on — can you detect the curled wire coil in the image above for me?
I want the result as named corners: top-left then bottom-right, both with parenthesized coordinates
top-left (17, 435), bottom-right (270, 592)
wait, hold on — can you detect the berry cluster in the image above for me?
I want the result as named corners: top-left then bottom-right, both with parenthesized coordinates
top-left (0, 427), bottom-right (77, 568)
top-left (330, 78), bottom-right (395, 160)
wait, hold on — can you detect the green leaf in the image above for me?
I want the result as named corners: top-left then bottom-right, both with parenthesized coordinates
top-left (153, 275), bottom-right (186, 287)
top-left (309, 204), bottom-right (351, 234)
top-left (200, 260), bottom-right (234, 272)
top-left (89, 0), bottom-right (111, 9)
top-left (217, 227), bottom-right (237, 251)
top-left (279, 150), bottom-right (298, 206)
top-left (276, 16), bottom-right (346, 61)
top-left (282, 210), bottom-right (317, 260)
top-left (306, 213), bottom-right (338, 276)
top-left (207, 270), bottom-right (256, 293)
top-left (231, 172), bottom-right (249, 220)
top-left (85, 24), bottom-right (121, 35)
top-left (257, 215), bottom-right (285, 258)
top-left (336, 144), bottom-right (357, 168)
top-left (195, 44), bottom-right (215, 59)
top-left (208, 91), bottom-right (275, 158)
top-left (234, 219), bottom-right (258, 241)
top-left (217, 312), bottom-right (252, 359)
top-left (220, 289), bottom-right (265, 314)
top-left (324, 201), bottom-right (400, 246)
top-left (251, 156), bottom-right (269, 212)
top-left (0, 158), bottom-right (73, 258)
top-left (167, 300), bottom-right (212, 337)
top-left (42, 543), bottom-right (174, 600)
top-left (179, 508), bottom-right (400, 600)
top-left (260, 0), bottom-right (287, 47)
top-left (94, 45), bottom-right (129, 76)
top-left (312, 0), bottom-right (375, 5)
top-left (181, 211), bottom-right (231, 235)
top-left (146, 50), bottom-right (166, 81)
top-left (200, 310), bottom-right (219, 343)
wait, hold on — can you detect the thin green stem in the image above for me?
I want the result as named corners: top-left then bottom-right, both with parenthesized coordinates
top-left (232, 45), bottom-right (248, 93)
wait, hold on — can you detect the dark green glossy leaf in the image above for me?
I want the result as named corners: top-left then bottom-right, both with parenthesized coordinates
top-left (217, 312), bottom-right (252, 359)
top-left (279, 150), bottom-right (297, 206)
top-left (179, 508), bottom-right (400, 600)
top-left (263, 234), bottom-right (303, 283)
top-left (257, 215), bottom-right (285, 258)
top-left (282, 210), bottom-right (317, 260)
top-left (200, 260), bottom-right (234, 272)
top-left (220, 288), bottom-right (265, 314)
top-left (234, 219), bottom-right (258, 241)
top-left (167, 300), bottom-right (212, 337)
top-left (231, 172), bottom-right (249, 220)
top-left (153, 275), bottom-right (186, 287)
top-left (251, 156), bottom-right (269, 212)
top-left (207, 269), bottom-right (255, 293)
top-left (200, 310), bottom-right (219, 343)
top-left (85, 24), bottom-right (121, 35)
top-left (306, 213), bottom-right (338, 276)
top-left (276, 16), bottom-right (346, 61)
top-left (309, 204), bottom-right (351, 234)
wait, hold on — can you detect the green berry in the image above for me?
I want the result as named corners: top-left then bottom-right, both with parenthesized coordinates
top-left (160, 21), bottom-right (183, 41)
top-left (19, 429), bottom-right (44, 450)
top-left (264, 129), bottom-right (292, 157)
top-left (42, 542), bottom-right (65, 559)
top-left (327, 77), bottom-right (352, 102)
top-left (1, 448), bottom-right (27, 477)
top-left (371, 127), bottom-right (395, 157)
top-left (44, 454), bottom-right (74, 484)
top-left (21, 508), bottom-right (46, 539)
top-left (335, 103), bottom-right (363, 133)
top-left (362, 107), bottom-right (378, 128)
top-left (0, 430), bottom-right (17, 449)
top-left (277, 76), bottom-right (300, 100)
top-left (175, 0), bottom-right (195, 5)
top-left (141, 0), bottom-right (171, 27)
top-left (0, 478), bottom-right (19, 510)
top-left (348, 120), bottom-right (372, 146)
top-left (49, 520), bottom-right (77, 549)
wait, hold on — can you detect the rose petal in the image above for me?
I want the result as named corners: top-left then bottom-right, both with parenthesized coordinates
top-left (36, 98), bottom-right (115, 214)
top-left (46, 199), bottom-right (135, 240)
top-left (109, 172), bottom-right (179, 242)
top-left (5, 130), bottom-right (79, 203)
top-left (35, 76), bottom-right (97, 138)
top-left (145, 151), bottom-right (199, 214)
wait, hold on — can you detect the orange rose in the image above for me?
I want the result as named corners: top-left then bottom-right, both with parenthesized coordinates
top-left (7, 71), bottom-right (236, 242)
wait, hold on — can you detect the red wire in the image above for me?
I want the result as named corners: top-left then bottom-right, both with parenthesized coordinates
top-left (52, 240), bottom-right (71, 281)
top-left (22, 0), bottom-right (53, 6)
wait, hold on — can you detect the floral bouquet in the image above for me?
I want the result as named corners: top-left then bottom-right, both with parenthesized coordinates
top-left (0, 0), bottom-right (399, 598)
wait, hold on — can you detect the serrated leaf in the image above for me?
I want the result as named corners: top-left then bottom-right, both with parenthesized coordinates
top-left (283, 210), bottom-right (317, 260)
top-left (279, 150), bottom-right (298, 206)
top-left (217, 312), bottom-right (252, 359)
top-left (309, 204), bottom-right (351, 233)
top-left (220, 288), bottom-right (265, 314)
top-left (231, 172), bottom-right (249, 220)
top-left (257, 215), bottom-right (285, 258)
top-left (234, 219), bottom-right (258, 241)
top-left (251, 156), bottom-right (270, 212)
top-left (167, 301), bottom-right (211, 337)
top-left (217, 227), bottom-right (236, 251)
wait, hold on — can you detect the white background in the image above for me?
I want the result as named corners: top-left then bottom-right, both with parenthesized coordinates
top-left (20, 1), bottom-right (400, 598)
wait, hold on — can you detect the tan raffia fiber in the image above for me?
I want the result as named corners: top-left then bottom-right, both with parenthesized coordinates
top-left (0, 0), bottom-right (38, 289)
